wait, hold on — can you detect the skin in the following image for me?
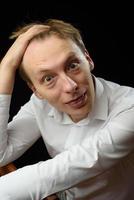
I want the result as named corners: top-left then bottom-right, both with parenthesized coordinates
top-left (0, 25), bottom-right (49, 94)
top-left (0, 26), bottom-right (95, 198)
top-left (0, 25), bottom-right (63, 200)
top-left (22, 35), bottom-right (95, 122)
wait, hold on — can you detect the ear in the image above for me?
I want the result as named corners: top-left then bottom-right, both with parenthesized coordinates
top-left (27, 82), bottom-right (44, 99)
top-left (84, 49), bottom-right (94, 71)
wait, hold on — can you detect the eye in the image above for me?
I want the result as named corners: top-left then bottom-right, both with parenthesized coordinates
top-left (43, 75), bottom-right (54, 84)
top-left (67, 62), bottom-right (80, 72)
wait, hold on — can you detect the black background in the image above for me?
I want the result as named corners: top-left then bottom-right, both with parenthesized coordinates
top-left (0, 1), bottom-right (133, 167)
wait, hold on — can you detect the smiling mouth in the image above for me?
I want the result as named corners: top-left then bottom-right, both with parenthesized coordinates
top-left (66, 92), bottom-right (87, 108)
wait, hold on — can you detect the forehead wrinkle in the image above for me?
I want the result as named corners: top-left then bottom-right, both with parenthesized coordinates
top-left (23, 35), bottom-right (81, 64)
top-left (35, 51), bottom-right (79, 75)
top-left (22, 36), bottom-right (84, 79)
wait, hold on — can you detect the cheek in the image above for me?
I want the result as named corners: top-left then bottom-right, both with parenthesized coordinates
top-left (43, 89), bottom-right (62, 105)
top-left (77, 71), bottom-right (91, 85)
top-left (79, 64), bottom-right (91, 78)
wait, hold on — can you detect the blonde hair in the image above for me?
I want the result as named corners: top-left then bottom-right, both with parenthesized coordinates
top-left (10, 19), bottom-right (86, 83)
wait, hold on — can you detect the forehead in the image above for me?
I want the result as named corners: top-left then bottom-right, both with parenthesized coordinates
top-left (25, 36), bottom-right (79, 56)
top-left (22, 35), bottom-right (82, 66)
top-left (22, 36), bottom-right (82, 77)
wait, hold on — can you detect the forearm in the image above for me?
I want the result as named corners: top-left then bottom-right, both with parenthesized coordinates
top-left (0, 146), bottom-right (99, 199)
top-left (0, 95), bottom-right (12, 165)
top-left (0, 94), bottom-right (41, 167)
top-left (0, 62), bottom-right (16, 94)
top-left (0, 132), bottom-right (133, 200)
top-left (0, 141), bottom-right (113, 199)
top-left (1, 103), bottom-right (134, 199)
top-left (0, 24), bottom-right (49, 94)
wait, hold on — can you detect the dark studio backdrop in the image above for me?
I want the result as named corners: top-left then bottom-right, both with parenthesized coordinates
top-left (0, 2), bottom-right (133, 168)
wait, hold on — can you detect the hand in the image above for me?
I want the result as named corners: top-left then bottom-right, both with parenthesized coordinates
top-left (1, 25), bottom-right (49, 71)
top-left (0, 25), bottom-right (49, 94)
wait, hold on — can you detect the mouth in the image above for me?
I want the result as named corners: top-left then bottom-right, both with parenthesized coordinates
top-left (66, 91), bottom-right (87, 109)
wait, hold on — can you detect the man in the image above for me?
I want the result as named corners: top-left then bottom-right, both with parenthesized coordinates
top-left (0, 19), bottom-right (134, 200)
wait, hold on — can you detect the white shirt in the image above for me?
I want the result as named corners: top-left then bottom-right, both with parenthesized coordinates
top-left (0, 77), bottom-right (134, 200)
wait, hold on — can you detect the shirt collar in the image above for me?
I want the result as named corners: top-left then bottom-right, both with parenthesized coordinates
top-left (48, 76), bottom-right (108, 125)
top-left (91, 76), bottom-right (108, 121)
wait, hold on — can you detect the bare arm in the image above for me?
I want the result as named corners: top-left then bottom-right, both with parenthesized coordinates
top-left (0, 25), bottom-right (48, 94)
top-left (0, 25), bottom-right (49, 165)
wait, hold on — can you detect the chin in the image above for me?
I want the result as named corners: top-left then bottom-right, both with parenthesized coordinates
top-left (69, 105), bottom-right (90, 121)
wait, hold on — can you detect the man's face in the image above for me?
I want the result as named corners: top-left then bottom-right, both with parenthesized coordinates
top-left (22, 35), bottom-right (95, 122)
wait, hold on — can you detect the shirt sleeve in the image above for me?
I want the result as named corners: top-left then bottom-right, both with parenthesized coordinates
top-left (0, 95), bottom-right (41, 166)
top-left (0, 106), bottom-right (134, 199)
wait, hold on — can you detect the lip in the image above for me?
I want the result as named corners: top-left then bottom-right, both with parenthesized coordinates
top-left (65, 91), bottom-right (87, 109)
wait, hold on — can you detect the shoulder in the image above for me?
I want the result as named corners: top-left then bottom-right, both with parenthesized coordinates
top-left (29, 94), bottom-right (52, 114)
top-left (97, 77), bottom-right (134, 116)
top-left (98, 77), bottom-right (134, 102)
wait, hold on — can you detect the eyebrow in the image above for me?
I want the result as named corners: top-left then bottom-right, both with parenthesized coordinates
top-left (36, 52), bottom-right (78, 76)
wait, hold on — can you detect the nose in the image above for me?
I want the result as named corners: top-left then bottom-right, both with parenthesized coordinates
top-left (62, 75), bottom-right (78, 93)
